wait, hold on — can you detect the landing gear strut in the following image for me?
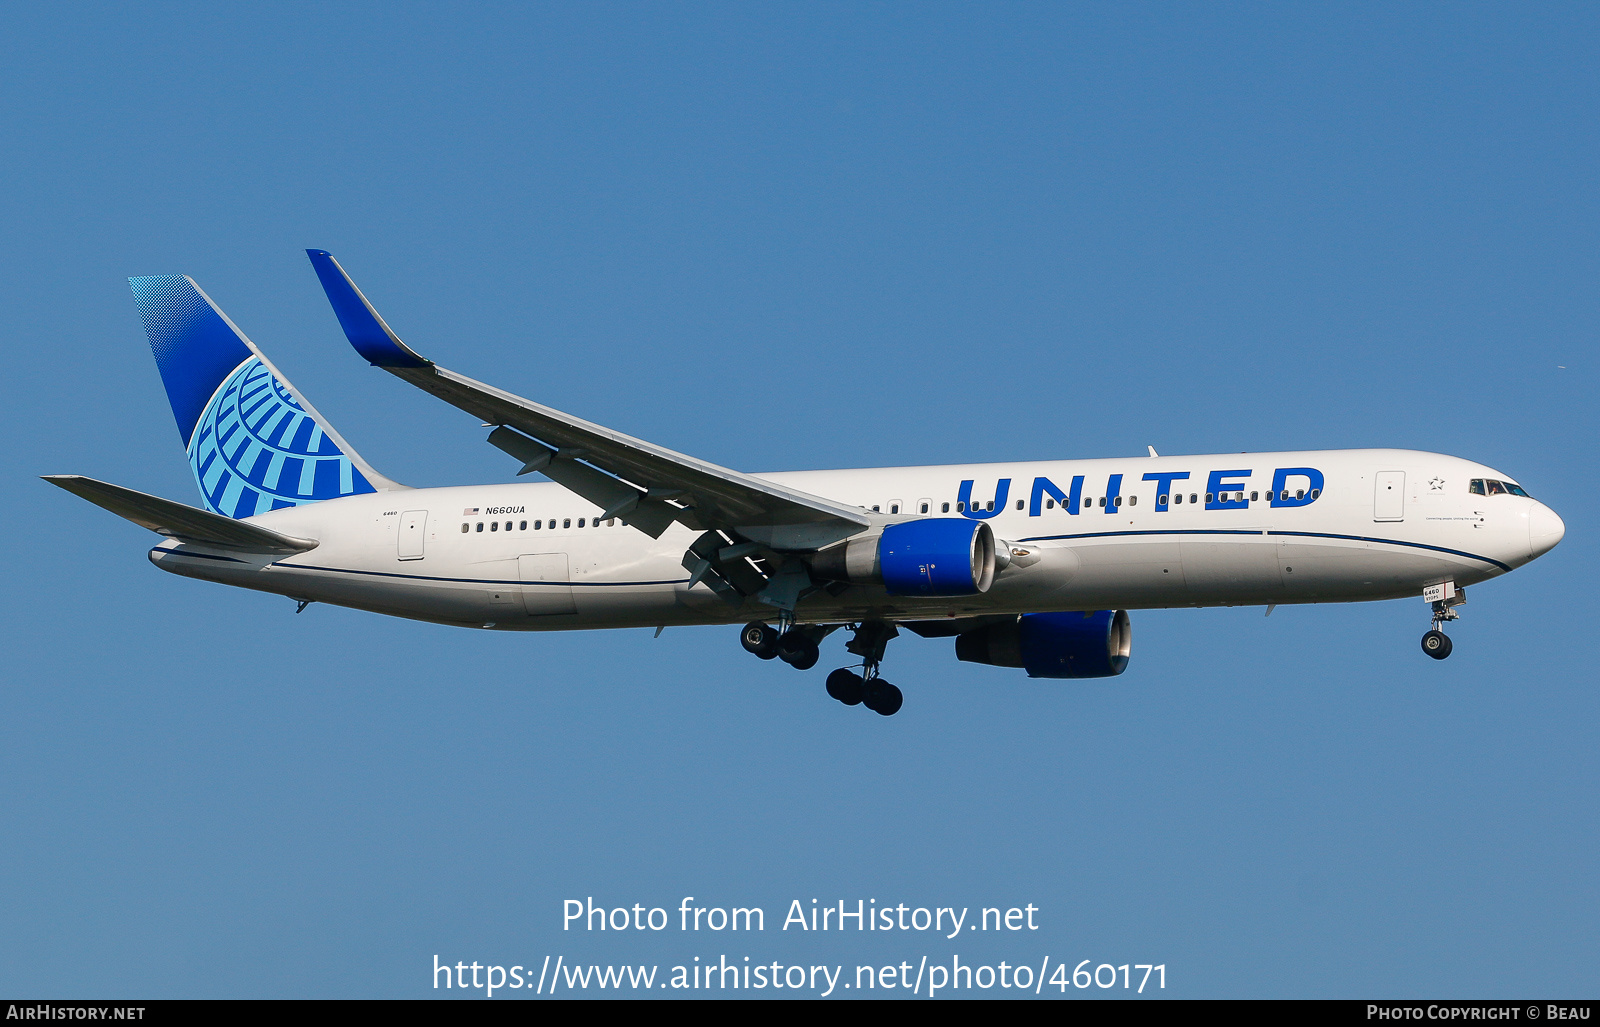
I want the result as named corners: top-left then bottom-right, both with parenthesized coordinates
top-left (1420, 583), bottom-right (1465, 661)
top-left (825, 621), bottom-right (903, 716)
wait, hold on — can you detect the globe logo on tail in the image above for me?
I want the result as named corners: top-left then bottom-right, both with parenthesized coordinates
top-left (189, 356), bottom-right (374, 518)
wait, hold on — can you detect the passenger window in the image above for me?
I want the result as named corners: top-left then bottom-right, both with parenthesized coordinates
top-left (942, 502), bottom-right (950, 513)
top-left (578, 518), bottom-right (586, 527)
top-left (872, 505), bottom-right (880, 512)
top-left (608, 518), bottom-right (616, 526)
top-left (505, 521), bottom-right (512, 531)
top-left (956, 502), bottom-right (965, 512)
top-left (1295, 489), bottom-right (1304, 500)
top-left (461, 523), bottom-right (469, 533)
top-left (1158, 494), bottom-right (1168, 505)
top-left (890, 504), bottom-right (900, 514)
top-left (1173, 494), bottom-right (1182, 505)
top-left (1046, 499), bottom-right (1055, 509)
top-left (1280, 491), bottom-right (1289, 501)
top-left (563, 519), bottom-right (571, 528)
top-left (491, 521), bottom-right (498, 531)
top-left (1250, 491), bottom-right (1258, 501)
top-left (1205, 493), bottom-right (1214, 504)
top-left (535, 520), bottom-right (542, 529)
top-left (1015, 500), bottom-right (1024, 510)
top-left (1128, 495), bottom-right (1136, 506)
top-left (1309, 489), bottom-right (1320, 500)
top-left (1098, 497), bottom-right (1105, 508)
top-left (520, 521), bottom-right (527, 530)
top-left (986, 501), bottom-right (994, 511)
top-left (476, 522), bottom-right (484, 532)
top-left (920, 503), bottom-right (929, 514)
top-left (1190, 494), bottom-right (1198, 504)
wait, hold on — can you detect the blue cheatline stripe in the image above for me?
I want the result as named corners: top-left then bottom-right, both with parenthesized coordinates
top-left (150, 548), bottom-right (247, 563)
top-left (171, 533), bottom-right (1514, 583)
top-left (1014, 528), bottom-right (1513, 573)
top-left (268, 563), bottom-right (693, 587)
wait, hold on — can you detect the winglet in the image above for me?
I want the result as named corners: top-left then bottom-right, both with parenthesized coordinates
top-left (305, 250), bottom-right (431, 369)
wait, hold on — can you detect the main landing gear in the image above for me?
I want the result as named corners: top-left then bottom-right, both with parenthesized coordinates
top-left (827, 621), bottom-right (903, 716)
top-left (738, 619), bottom-right (904, 716)
top-left (825, 668), bottom-right (902, 717)
top-left (1420, 582), bottom-right (1466, 661)
top-left (740, 620), bottom-right (820, 671)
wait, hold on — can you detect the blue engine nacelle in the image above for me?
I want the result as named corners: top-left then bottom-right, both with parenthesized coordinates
top-left (807, 519), bottom-right (996, 596)
top-left (955, 610), bottom-right (1131, 678)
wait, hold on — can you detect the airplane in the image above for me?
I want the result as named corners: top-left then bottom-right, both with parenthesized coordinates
top-left (45, 251), bottom-right (1566, 717)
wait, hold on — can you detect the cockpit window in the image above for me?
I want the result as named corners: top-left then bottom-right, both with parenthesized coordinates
top-left (1471, 478), bottom-right (1532, 498)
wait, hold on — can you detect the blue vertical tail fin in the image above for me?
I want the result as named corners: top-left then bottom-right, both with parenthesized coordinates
top-left (129, 274), bottom-right (404, 518)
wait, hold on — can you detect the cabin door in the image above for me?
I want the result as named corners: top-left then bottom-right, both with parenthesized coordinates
top-left (1374, 471), bottom-right (1406, 522)
top-left (397, 510), bottom-right (428, 560)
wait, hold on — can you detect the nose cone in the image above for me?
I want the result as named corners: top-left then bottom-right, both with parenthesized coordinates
top-left (1529, 501), bottom-right (1566, 559)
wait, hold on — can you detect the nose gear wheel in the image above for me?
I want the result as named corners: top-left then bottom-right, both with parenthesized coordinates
top-left (1420, 588), bottom-right (1464, 661)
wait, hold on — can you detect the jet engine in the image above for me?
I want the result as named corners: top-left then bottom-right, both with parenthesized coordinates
top-left (808, 519), bottom-right (996, 596)
top-left (955, 610), bottom-right (1131, 678)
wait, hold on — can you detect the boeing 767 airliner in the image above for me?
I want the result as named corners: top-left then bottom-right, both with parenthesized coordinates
top-left (45, 251), bottom-right (1566, 716)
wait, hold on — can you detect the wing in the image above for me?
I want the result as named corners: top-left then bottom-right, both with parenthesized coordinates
top-left (305, 250), bottom-right (869, 550)
top-left (43, 475), bottom-right (318, 554)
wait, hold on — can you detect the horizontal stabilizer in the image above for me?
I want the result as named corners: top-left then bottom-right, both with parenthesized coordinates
top-left (42, 475), bottom-right (318, 554)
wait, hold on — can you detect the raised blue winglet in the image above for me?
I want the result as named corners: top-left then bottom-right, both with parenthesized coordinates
top-left (305, 250), bottom-right (431, 369)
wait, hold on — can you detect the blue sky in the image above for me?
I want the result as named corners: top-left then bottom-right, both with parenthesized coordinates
top-left (2, 2), bottom-right (1594, 998)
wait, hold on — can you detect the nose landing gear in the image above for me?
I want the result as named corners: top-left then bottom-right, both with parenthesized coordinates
top-left (1420, 582), bottom-right (1465, 660)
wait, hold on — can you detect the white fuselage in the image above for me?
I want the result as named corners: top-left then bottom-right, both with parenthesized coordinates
top-left (148, 449), bottom-right (1561, 631)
